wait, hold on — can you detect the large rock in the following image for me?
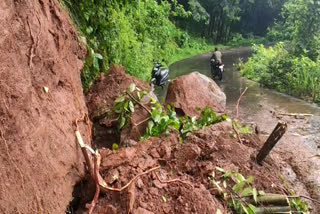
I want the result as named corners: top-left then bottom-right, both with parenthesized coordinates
top-left (0, 0), bottom-right (89, 213)
top-left (166, 72), bottom-right (226, 117)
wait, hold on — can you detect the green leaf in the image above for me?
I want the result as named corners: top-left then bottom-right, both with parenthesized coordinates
top-left (129, 101), bottom-right (135, 112)
top-left (248, 204), bottom-right (257, 213)
top-left (232, 181), bottom-right (245, 193)
top-left (137, 91), bottom-right (142, 100)
top-left (119, 117), bottom-right (126, 129)
top-left (129, 83), bottom-right (136, 93)
top-left (94, 53), bottom-right (103, 59)
top-left (252, 188), bottom-right (258, 203)
top-left (241, 187), bottom-right (253, 196)
top-left (246, 176), bottom-right (255, 184)
top-left (236, 173), bottom-right (246, 183)
top-left (115, 96), bottom-right (125, 103)
top-left (162, 196), bottom-right (167, 203)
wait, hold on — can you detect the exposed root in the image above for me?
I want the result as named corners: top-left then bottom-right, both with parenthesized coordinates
top-left (0, 129), bottom-right (25, 191)
top-left (88, 151), bottom-right (101, 214)
top-left (74, 115), bottom-right (160, 213)
top-left (155, 172), bottom-right (193, 188)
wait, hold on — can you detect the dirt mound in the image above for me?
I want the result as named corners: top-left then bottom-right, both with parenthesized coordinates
top-left (166, 72), bottom-right (226, 117)
top-left (86, 66), bottom-right (152, 148)
top-left (79, 122), bottom-right (286, 214)
top-left (0, 0), bottom-right (89, 213)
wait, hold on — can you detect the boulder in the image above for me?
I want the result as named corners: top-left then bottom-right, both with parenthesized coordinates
top-left (166, 72), bottom-right (226, 117)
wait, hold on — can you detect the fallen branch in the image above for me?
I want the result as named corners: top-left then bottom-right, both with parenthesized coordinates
top-left (236, 87), bottom-right (248, 119)
top-left (126, 92), bottom-right (152, 115)
top-left (232, 121), bottom-right (243, 144)
top-left (278, 113), bottom-right (313, 117)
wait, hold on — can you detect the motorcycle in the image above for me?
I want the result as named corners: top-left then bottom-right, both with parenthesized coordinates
top-left (151, 61), bottom-right (169, 88)
top-left (210, 58), bottom-right (224, 81)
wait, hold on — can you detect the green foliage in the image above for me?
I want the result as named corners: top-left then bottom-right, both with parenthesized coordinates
top-left (141, 104), bottom-right (181, 140)
top-left (290, 197), bottom-right (309, 213)
top-left (240, 43), bottom-right (320, 103)
top-left (227, 33), bottom-right (267, 47)
top-left (233, 120), bottom-right (252, 134)
top-left (180, 107), bottom-right (228, 137)
top-left (210, 168), bottom-right (261, 214)
top-left (63, 0), bottom-right (214, 91)
top-left (113, 83), bottom-right (145, 130)
top-left (267, 0), bottom-right (320, 59)
top-left (112, 85), bottom-right (227, 141)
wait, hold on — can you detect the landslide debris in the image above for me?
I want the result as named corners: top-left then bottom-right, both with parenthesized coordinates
top-left (79, 70), bottom-right (292, 214)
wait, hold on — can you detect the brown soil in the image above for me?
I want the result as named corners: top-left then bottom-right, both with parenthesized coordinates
top-left (77, 121), bottom-right (287, 214)
top-left (86, 66), bottom-right (151, 148)
top-left (0, 0), bottom-right (90, 213)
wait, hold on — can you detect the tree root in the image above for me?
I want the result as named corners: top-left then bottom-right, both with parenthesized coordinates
top-left (74, 115), bottom-right (160, 213)
top-left (155, 172), bottom-right (193, 188)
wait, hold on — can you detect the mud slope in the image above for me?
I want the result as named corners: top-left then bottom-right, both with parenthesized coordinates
top-left (0, 0), bottom-right (89, 213)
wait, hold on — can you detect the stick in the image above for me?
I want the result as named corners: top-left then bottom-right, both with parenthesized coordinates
top-left (126, 92), bottom-right (152, 115)
top-left (236, 87), bottom-right (248, 119)
top-left (278, 113), bottom-right (313, 117)
top-left (232, 121), bottom-right (243, 144)
top-left (256, 121), bottom-right (287, 165)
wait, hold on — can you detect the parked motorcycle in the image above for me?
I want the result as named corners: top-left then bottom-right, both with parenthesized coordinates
top-left (210, 58), bottom-right (224, 81)
top-left (151, 61), bottom-right (169, 88)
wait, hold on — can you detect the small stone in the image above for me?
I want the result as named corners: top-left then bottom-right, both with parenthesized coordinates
top-left (105, 169), bottom-right (119, 184)
top-left (43, 86), bottom-right (49, 93)
top-left (150, 148), bottom-right (160, 158)
top-left (136, 178), bottom-right (144, 189)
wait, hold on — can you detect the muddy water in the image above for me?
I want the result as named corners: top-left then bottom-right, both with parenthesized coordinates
top-left (155, 47), bottom-right (320, 208)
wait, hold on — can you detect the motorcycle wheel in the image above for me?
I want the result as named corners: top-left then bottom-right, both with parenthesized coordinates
top-left (211, 65), bottom-right (217, 78)
top-left (218, 69), bottom-right (222, 81)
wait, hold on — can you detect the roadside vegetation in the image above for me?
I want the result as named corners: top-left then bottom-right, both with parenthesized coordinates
top-left (240, 0), bottom-right (320, 103)
top-left (62, 0), bottom-right (282, 91)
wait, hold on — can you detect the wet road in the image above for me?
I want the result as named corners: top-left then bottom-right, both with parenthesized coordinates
top-left (155, 47), bottom-right (320, 204)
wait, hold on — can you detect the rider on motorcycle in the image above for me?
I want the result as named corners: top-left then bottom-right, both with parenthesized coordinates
top-left (210, 48), bottom-right (222, 65)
